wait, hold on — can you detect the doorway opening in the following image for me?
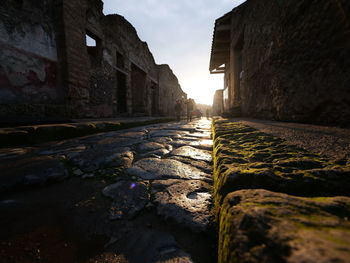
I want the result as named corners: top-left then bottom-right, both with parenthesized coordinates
top-left (150, 82), bottom-right (159, 116)
top-left (131, 64), bottom-right (147, 115)
top-left (116, 71), bottom-right (127, 114)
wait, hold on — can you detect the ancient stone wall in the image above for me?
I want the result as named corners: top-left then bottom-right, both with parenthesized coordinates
top-left (226, 0), bottom-right (350, 126)
top-left (58, 0), bottom-right (104, 117)
top-left (0, 0), bottom-right (185, 121)
top-left (157, 64), bottom-right (186, 116)
top-left (102, 14), bottom-right (160, 117)
top-left (212, 89), bottom-right (223, 116)
top-left (0, 0), bottom-right (66, 121)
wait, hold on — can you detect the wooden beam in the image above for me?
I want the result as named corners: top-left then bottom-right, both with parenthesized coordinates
top-left (210, 70), bottom-right (225, 74)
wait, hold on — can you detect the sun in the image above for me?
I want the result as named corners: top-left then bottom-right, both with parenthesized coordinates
top-left (181, 73), bottom-right (223, 105)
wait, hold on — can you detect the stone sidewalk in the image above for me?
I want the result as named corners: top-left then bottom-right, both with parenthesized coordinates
top-left (212, 119), bottom-right (350, 263)
top-left (0, 118), bottom-right (215, 263)
top-left (0, 117), bottom-right (174, 148)
top-left (237, 118), bottom-right (350, 160)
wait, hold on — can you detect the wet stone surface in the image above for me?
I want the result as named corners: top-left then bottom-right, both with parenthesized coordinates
top-left (0, 156), bottom-right (69, 194)
top-left (0, 118), bottom-right (214, 263)
top-left (102, 181), bottom-right (149, 220)
top-left (170, 146), bottom-right (212, 162)
top-left (126, 158), bottom-right (212, 182)
top-left (152, 179), bottom-right (212, 232)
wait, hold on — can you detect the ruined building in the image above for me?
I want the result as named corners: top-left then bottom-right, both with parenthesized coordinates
top-left (212, 89), bottom-right (224, 116)
top-left (0, 0), bottom-right (186, 122)
top-left (210, 0), bottom-right (350, 126)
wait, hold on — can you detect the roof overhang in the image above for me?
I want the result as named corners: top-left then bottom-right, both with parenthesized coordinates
top-left (209, 11), bottom-right (232, 73)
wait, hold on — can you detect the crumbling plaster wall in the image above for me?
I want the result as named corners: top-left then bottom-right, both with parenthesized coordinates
top-left (229, 0), bottom-right (350, 126)
top-left (0, 0), bottom-right (65, 120)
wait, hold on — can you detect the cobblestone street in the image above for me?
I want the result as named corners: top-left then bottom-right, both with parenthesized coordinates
top-left (0, 119), bottom-right (215, 263)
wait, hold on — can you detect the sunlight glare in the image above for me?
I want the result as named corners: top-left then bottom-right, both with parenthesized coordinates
top-left (182, 73), bottom-right (223, 105)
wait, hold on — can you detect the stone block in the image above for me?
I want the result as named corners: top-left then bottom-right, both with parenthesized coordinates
top-left (219, 189), bottom-right (350, 263)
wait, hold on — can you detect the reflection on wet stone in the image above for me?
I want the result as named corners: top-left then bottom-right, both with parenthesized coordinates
top-left (126, 158), bottom-right (212, 182)
top-left (152, 179), bottom-right (212, 232)
top-left (170, 146), bottom-right (212, 162)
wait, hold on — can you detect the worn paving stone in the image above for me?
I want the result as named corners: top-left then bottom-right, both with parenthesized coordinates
top-left (150, 130), bottom-right (187, 138)
top-left (186, 132), bottom-right (211, 139)
top-left (169, 139), bottom-right (212, 151)
top-left (0, 119), bottom-right (214, 262)
top-left (126, 158), bottom-right (212, 182)
top-left (0, 156), bottom-right (69, 194)
top-left (69, 147), bottom-right (134, 172)
top-left (170, 146), bottom-right (212, 163)
top-left (117, 131), bottom-right (146, 139)
top-left (152, 179), bottom-right (212, 232)
top-left (169, 156), bottom-right (212, 174)
top-left (95, 136), bottom-right (142, 148)
top-left (168, 140), bottom-right (190, 148)
top-left (219, 189), bottom-right (350, 263)
top-left (0, 147), bottom-right (32, 159)
top-left (151, 137), bottom-right (173, 143)
top-left (38, 144), bottom-right (87, 157)
top-left (140, 148), bottom-right (170, 158)
top-left (189, 139), bottom-right (213, 151)
top-left (137, 142), bottom-right (167, 153)
top-left (176, 136), bottom-right (199, 142)
top-left (118, 228), bottom-right (193, 263)
top-left (102, 181), bottom-right (149, 220)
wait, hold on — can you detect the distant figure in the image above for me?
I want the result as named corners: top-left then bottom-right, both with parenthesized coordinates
top-left (206, 109), bottom-right (210, 119)
top-left (175, 100), bottom-right (182, 121)
top-left (186, 99), bottom-right (194, 122)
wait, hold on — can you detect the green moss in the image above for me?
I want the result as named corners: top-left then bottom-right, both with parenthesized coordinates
top-left (212, 119), bottom-right (350, 213)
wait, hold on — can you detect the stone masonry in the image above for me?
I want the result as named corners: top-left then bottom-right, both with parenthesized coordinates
top-left (210, 0), bottom-right (350, 126)
top-left (0, 0), bottom-right (186, 122)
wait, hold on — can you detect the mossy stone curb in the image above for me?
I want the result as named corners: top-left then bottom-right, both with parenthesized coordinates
top-left (212, 119), bottom-right (350, 210)
top-left (219, 189), bottom-right (350, 263)
top-left (212, 119), bottom-right (350, 263)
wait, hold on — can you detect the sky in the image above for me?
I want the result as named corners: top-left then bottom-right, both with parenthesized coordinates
top-left (103, 0), bottom-right (247, 105)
